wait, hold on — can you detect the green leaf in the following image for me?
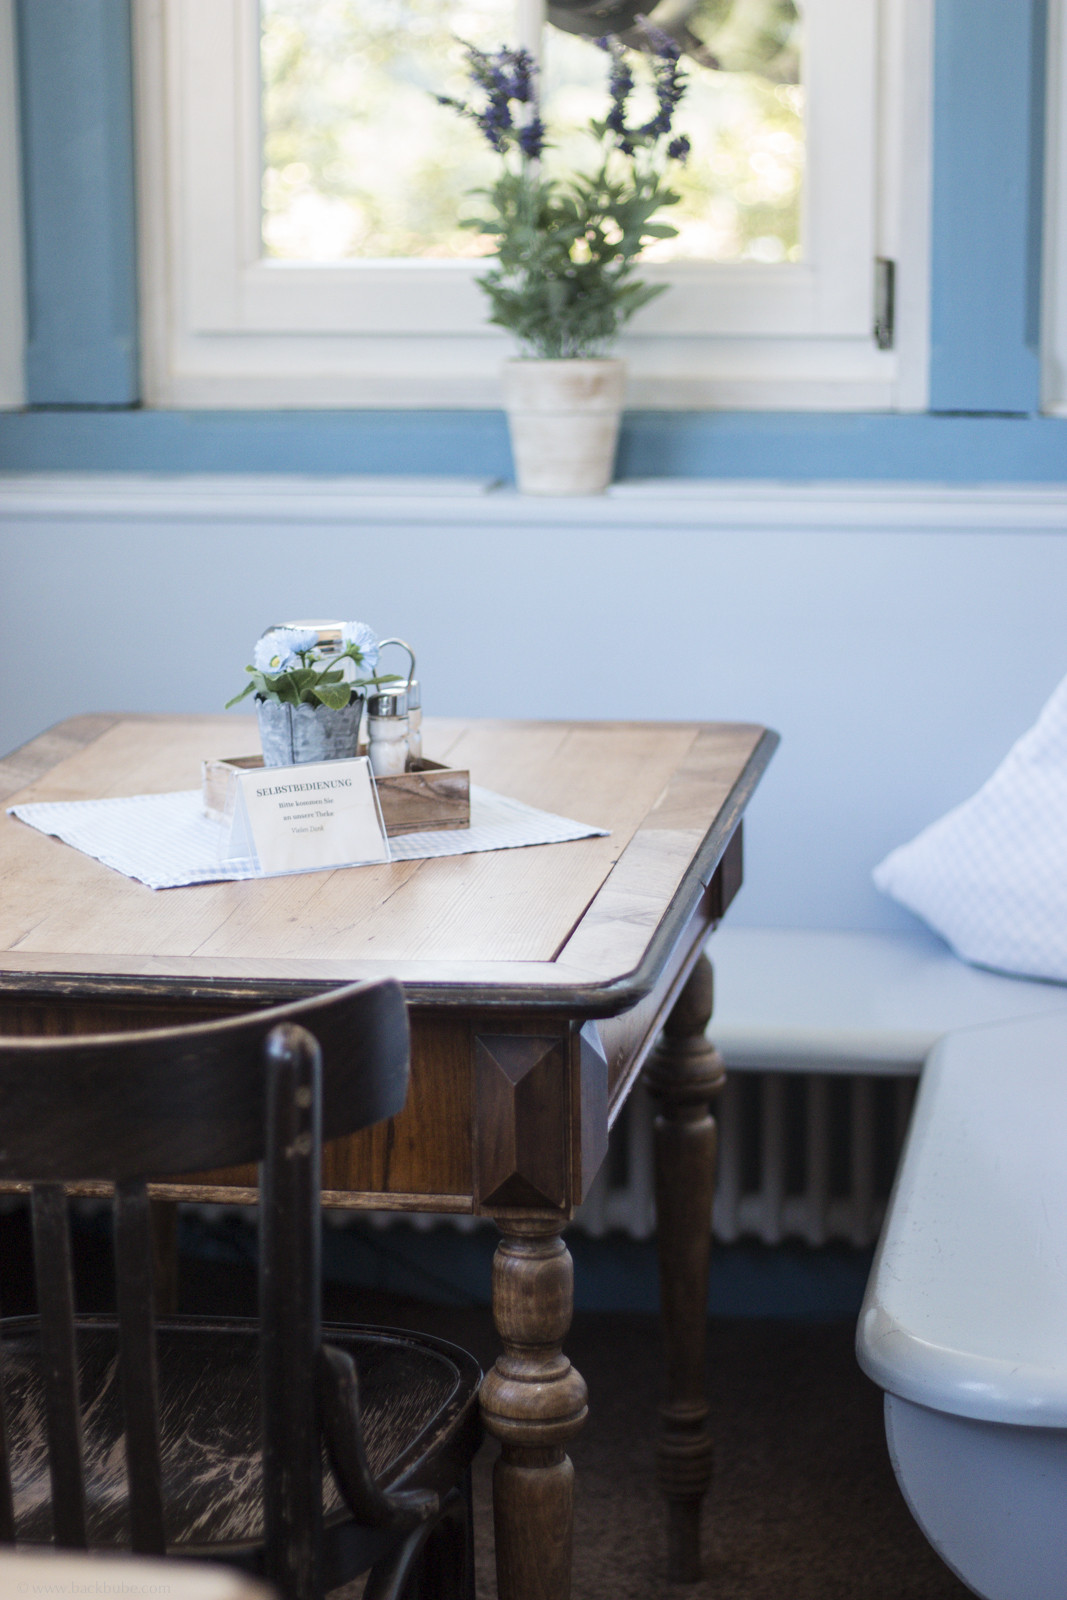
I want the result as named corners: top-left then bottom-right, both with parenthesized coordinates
top-left (312, 681), bottom-right (354, 710)
top-left (224, 678), bottom-right (256, 710)
top-left (269, 671), bottom-right (304, 706)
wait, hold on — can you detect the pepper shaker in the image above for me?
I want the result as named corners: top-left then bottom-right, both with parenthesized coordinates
top-left (366, 685), bottom-right (409, 777)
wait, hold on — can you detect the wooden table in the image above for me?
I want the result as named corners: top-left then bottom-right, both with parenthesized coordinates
top-left (0, 713), bottom-right (777, 1600)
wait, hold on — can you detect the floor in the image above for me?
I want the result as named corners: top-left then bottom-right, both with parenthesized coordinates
top-left (331, 1289), bottom-right (972, 1600)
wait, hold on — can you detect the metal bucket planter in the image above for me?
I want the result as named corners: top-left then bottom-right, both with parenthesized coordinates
top-left (256, 697), bottom-right (365, 767)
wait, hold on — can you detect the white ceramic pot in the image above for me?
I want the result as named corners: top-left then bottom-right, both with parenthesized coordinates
top-left (503, 357), bottom-right (626, 495)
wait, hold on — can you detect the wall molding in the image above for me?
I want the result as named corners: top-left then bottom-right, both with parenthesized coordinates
top-left (4, 409), bottom-right (1067, 481)
top-left (5, 472), bottom-right (1067, 531)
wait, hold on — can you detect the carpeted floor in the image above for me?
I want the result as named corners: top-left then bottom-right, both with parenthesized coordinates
top-left (314, 1286), bottom-right (971, 1600)
top-left (0, 1212), bottom-right (971, 1600)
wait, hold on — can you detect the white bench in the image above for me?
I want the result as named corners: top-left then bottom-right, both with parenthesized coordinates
top-left (702, 926), bottom-right (1067, 1246)
top-left (855, 1012), bottom-right (1067, 1600)
top-left (708, 925), bottom-right (1067, 1077)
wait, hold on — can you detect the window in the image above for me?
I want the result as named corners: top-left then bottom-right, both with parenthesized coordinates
top-left (0, 0), bottom-right (25, 409)
top-left (135, 0), bottom-right (933, 409)
top-left (259, 0), bottom-right (804, 267)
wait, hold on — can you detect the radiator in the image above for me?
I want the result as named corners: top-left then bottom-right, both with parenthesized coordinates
top-left (574, 1071), bottom-right (917, 1250)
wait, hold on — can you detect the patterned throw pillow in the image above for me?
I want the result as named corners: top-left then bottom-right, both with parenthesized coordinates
top-left (873, 675), bottom-right (1067, 983)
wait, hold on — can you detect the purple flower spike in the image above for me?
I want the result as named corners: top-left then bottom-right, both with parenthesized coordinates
top-left (508, 50), bottom-right (535, 102)
top-left (667, 134), bottom-right (690, 161)
top-left (518, 118), bottom-right (546, 158)
top-left (635, 14), bottom-right (682, 59)
top-left (600, 34), bottom-right (635, 151)
top-left (451, 42), bottom-right (541, 157)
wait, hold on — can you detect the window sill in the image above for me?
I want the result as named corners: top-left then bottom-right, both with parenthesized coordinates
top-left (3, 472), bottom-right (1067, 532)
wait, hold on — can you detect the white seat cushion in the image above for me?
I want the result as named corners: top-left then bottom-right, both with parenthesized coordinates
top-left (872, 674), bottom-right (1067, 983)
top-left (708, 927), bottom-right (1067, 1073)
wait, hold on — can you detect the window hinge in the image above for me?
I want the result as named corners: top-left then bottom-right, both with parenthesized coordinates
top-left (874, 258), bottom-right (896, 350)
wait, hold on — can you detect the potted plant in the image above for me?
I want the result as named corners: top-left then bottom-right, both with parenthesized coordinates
top-left (439, 28), bottom-right (690, 494)
top-left (226, 622), bottom-right (389, 767)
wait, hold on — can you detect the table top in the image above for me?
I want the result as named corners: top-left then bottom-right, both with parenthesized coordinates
top-left (0, 714), bottom-right (777, 1016)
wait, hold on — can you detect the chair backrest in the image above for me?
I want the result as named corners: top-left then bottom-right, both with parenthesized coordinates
top-left (0, 979), bottom-right (409, 1595)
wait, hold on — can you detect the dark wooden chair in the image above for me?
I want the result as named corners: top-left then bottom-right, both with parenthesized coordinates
top-left (0, 980), bottom-right (482, 1600)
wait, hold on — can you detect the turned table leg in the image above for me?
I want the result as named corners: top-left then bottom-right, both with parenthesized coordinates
top-left (643, 952), bottom-right (725, 1583)
top-left (480, 1217), bottom-right (589, 1600)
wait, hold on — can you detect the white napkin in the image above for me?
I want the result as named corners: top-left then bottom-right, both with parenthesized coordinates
top-left (9, 784), bottom-right (609, 891)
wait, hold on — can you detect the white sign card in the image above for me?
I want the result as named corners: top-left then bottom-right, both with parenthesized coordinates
top-left (228, 757), bottom-right (390, 875)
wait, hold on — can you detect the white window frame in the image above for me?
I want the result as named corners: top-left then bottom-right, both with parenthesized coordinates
top-left (135, 0), bottom-right (933, 410)
top-left (0, 0), bottom-right (25, 410)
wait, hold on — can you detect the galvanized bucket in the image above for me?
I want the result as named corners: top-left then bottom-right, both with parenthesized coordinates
top-left (256, 697), bottom-right (364, 767)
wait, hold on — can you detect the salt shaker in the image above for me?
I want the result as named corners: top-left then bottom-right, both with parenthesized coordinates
top-left (379, 638), bottom-right (421, 764)
top-left (366, 686), bottom-right (409, 776)
top-left (405, 674), bottom-right (422, 763)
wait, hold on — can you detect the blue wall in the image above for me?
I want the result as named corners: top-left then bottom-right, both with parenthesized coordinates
top-left (2, 497), bottom-right (1065, 933)
top-left (1, 0), bottom-right (1066, 476)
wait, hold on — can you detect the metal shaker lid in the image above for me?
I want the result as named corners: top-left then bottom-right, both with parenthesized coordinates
top-left (367, 685), bottom-right (408, 718)
top-left (378, 638), bottom-right (418, 708)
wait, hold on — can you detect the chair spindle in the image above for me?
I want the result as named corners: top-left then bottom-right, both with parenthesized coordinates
top-left (114, 1180), bottom-right (167, 1555)
top-left (261, 1023), bottom-right (323, 1600)
top-left (0, 1292), bottom-right (17, 1543)
top-left (30, 1184), bottom-right (88, 1548)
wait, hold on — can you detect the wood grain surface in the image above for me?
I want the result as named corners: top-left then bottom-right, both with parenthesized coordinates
top-left (0, 716), bottom-right (774, 1014)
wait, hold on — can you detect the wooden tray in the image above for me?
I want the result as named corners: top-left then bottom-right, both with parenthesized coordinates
top-left (202, 753), bottom-right (470, 837)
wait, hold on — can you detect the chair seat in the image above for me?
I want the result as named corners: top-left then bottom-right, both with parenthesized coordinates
top-left (1, 1315), bottom-right (481, 1554)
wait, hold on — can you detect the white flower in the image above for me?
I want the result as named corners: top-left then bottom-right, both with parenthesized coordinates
top-left (342, 621), bottom-right (380, 673)
top-left (253, 633), bottom-right (284, 672)
top-left (253, 626), bottom-right (317, 673)
top-left (274, 625), bottom-right (320, 656)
